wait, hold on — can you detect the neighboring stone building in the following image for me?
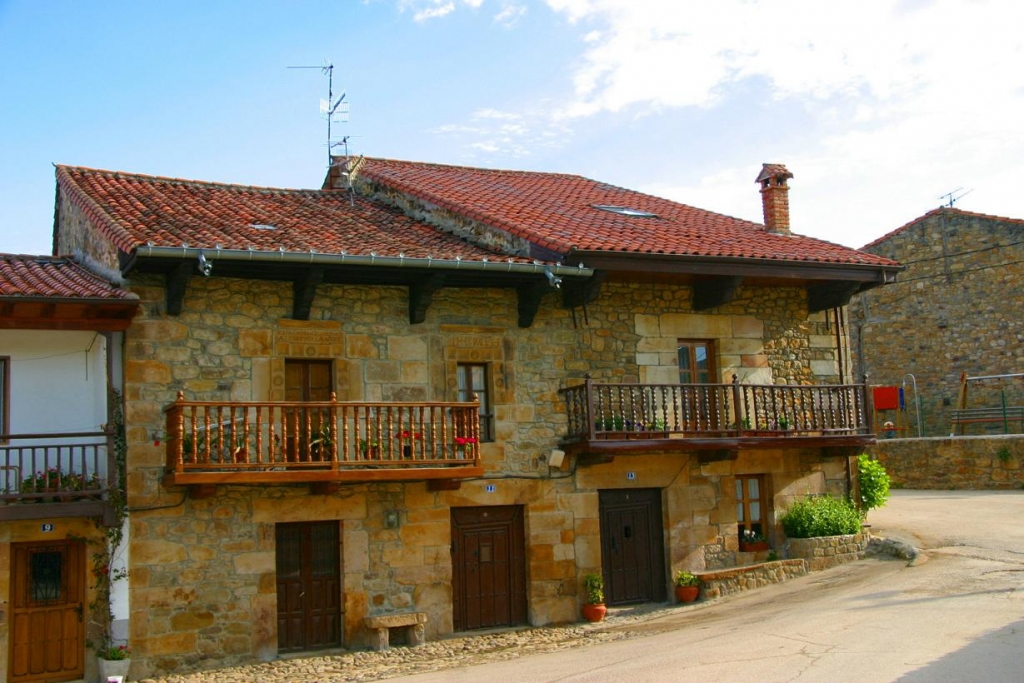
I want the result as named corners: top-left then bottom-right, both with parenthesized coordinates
top-left (47, 159), bottom-right (898, 678)
top-left (850, 208), bottom-right (1024, 437)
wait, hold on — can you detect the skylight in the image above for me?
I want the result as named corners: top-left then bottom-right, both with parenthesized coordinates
top-left (249, 223), bottom-right (277, 230)
top-left (591, 204), bottom-right (658, 218)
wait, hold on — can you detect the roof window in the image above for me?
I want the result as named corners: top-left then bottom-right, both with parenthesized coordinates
top-left (249, 223), bottom-right (277, 230)
top-left (591, 204), bottom-right (658, 218)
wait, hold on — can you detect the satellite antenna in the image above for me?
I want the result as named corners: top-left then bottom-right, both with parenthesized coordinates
top-left (287, 61), bottom-right (349, 167)
top-left (938, 188), bottom-right (973, 208)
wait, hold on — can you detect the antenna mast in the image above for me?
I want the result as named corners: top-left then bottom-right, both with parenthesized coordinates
top-left (287, 61), bottom-right (349, 167)
top-left (938, 188), bottom-right (973, 208)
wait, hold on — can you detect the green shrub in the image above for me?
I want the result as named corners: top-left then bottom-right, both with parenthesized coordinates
top-left (780, 496), bottom-right (862, 538)
top-left (857, 454), bottom-right (891, 516)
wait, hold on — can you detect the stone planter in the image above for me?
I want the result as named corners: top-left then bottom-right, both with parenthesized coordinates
top-left (97, 656), bottom-right (131, 682)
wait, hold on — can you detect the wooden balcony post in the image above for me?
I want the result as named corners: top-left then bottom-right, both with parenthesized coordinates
top-left (585, 375), bottom-right (596, 440)
top-left (166, 391), bottom-right (186, 471)
top-left (731, 375), bottom-right (742, 433)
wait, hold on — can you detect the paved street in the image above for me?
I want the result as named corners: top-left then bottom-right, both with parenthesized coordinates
top-left (390, 490), bottom-right (1024, 683)
top-left (145, 490), bottom-right (1024, 683)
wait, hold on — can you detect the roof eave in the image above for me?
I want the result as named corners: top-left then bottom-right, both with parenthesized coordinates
top-left (563, 250), bottom-right (902, 284)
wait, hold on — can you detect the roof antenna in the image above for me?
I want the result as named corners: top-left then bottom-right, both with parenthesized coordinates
top-left (287, 60), bottom-right (349, 168)
top-left (938, 188), bottom-right (973, 208)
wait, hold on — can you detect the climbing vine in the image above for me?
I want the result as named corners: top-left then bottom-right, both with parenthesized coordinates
top-left (83, 387), bottom-right (130, 658)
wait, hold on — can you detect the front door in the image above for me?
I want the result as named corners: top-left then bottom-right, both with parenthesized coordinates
top-left (9, 539), bottom-right (86, 683)
top-left (284, 360), bottom-right (333, 461)
top-left (276, 521), bottom-right (342, 653)
top-left (599, 489), bottom-right (667, 605)
top-left (451, 506), bottom-right (527, 631)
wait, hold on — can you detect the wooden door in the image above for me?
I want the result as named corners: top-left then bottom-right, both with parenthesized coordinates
top-left (9, 539), bottom-right (86, 683)
top-left (451, 506), bottom-right (527, 631)
top-left (599, 489), bottom-right (667, 606)
top-left (284, 360), bottom-right (333, 461)
top-left (276, 521), bottom-right (342, 653)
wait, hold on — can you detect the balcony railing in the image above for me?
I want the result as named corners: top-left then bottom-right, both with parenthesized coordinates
top-left (164, 392), bottom-right (482, 485)
top-left (561, 378), bottom-right (869, 444)
top-left (0, 431), bottom-right (114, 518)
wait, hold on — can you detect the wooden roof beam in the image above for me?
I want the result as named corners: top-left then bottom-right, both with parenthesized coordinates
top-left (692, 276), bottom-right (743, 311)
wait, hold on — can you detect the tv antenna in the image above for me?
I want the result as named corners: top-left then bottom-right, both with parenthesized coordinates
top-left (939, 187), bottom-right (973, 208)
top-left (287, 61), bottom-right (349, 167)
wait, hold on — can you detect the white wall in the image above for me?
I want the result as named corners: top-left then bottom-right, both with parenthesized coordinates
top-left (1, 329), bottom-right (108, 434)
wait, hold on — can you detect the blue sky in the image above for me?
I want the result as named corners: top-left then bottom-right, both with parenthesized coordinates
top-left (1, 0), bottom-right (1021, 255)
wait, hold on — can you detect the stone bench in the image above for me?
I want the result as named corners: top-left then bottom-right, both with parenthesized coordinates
top-left (364, 612), bottom-right (428, 651)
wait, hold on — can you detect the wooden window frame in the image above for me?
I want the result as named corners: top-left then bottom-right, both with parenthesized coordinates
top-left (736, 474), bottom-right (771, 540)
top-left (457, 363), bottom-right (494, 442)
top-left (0, 356), bottom-right (8, 441)
top-left (677, 340), bottom-right (716, 385)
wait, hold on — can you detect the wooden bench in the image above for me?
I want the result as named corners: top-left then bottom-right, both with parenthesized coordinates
top-left (364, 612), bottom-right (428, 651)
top-left (949, 406), bottom-right (1024, 434)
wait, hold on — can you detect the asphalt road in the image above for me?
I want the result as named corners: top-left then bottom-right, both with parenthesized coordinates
top-left (393, 490), bottom-right (1024, 683)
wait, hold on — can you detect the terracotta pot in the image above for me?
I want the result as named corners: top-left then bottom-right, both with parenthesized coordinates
top-left (740, 541), bottom-right (770, 552)
top-left (581, 602), bottom-right (606, 623)
top-left (674, 585), bottom-right (700, 603)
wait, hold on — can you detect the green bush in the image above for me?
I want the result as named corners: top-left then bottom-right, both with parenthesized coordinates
top-left (857, 454), bottom-right (891, 516)
top-left (780, 496), bottom-right (862, 538)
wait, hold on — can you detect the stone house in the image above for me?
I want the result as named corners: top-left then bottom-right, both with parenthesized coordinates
top-left (850, 207), bottom-right (1024, 436)
top-left (0, 254), bottom-right (138, 683)
top-left (48, 159), bottom-right (898, 678)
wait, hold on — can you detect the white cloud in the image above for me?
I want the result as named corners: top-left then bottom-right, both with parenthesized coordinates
top-left (537, 0), bottom-right (1024, 244)
top-left (494, 3), bottom-right (528, 27)
top-left (412, 2), bottom-right (456, 21)
top-left (432, 105), bottom-right (574, 160)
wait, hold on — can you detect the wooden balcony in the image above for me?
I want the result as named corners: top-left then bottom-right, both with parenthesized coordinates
top-left (560, 378), bottom-right (873, 463)
top-left (163, 392), bottom-right (483, 495)
top-left (0, 431), bottom-right (117, 523)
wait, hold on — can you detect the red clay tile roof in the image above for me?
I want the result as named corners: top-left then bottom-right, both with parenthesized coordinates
top-left (55, 166), bottom-right (532, 263)
top-left (353, 157), bottom-right (898, 267)
top-left (862, 207), bottom-right (1024, 249)
top-left (0, 254), bottom-right (135, 300)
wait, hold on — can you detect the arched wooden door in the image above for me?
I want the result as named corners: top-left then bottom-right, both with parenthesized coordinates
top-left (9, 539), bottom-right (86, 683)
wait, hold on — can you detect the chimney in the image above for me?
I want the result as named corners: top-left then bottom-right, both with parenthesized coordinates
top-left (755, 163), bottom-right (794, 235)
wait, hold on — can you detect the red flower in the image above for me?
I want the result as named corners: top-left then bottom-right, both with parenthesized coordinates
top-left (455, 436), bottom-right (477, 446)
top-left (396, 430), bottom-right (422, 441)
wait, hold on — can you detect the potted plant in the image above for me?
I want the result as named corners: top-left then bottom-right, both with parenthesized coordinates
top-left (673, 570), bottom-right (700, 603)
top-left (739, 528), bottom-right (770, 552)
top-left (97, 643), bottom-right (131, 681)
top-left (454, 435), bottom-right (477, 459)
top-left (359, 438), bottom-right (380, 459)
top-left (581, 572), bottom-right (606, 623)
top-left (396, 429), bottom-right (422, 458)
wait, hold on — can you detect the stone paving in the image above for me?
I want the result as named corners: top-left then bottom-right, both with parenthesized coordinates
top-left (138, 603), bottom-right (678, 683)
top-left (140, 540), bottom-right (914, 683)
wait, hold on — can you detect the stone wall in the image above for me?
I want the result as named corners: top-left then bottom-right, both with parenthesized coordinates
top-left (112, 265), bottom-right (852, 676)
top-left (849, 208), bottom-right (1024, 437)
top-left (784, 533), bottom-right (869, 571)
top-left (867, 435), bottom-right (1024, 489)
top-left (698, 559), bottom-right (808, 599)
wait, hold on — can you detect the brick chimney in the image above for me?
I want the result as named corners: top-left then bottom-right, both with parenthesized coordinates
top-left (755, 163), bottom-right (794, 235)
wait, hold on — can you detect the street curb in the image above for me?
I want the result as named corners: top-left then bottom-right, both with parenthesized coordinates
top-left (867, 536), bottom-right (925, 565)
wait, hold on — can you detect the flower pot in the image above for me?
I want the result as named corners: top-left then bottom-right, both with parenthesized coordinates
top-left (674, 585), bottom-right (700, 603)
top-left (740, 541), bottom-right (770, 552)
top-left (581, 602), bottom-right (606, 623)
top-left (98, 655), bottom-right (131, 682)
